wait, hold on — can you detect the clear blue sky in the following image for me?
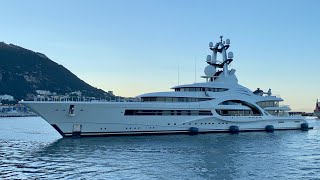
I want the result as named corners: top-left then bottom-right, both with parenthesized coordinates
top-left (1, 0), bottom-right (319, 111)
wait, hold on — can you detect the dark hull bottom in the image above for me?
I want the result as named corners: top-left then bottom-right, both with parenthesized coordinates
top-left (51, 125), bottom-right (313, 138)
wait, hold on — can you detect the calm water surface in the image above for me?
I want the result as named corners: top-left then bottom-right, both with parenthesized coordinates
top-left (0, 117), bottom-right (319, 180)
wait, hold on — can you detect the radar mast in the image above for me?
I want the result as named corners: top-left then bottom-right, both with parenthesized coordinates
top-left (202, 36), bottom-right (234, 82)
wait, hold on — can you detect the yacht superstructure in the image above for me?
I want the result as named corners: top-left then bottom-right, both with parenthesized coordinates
top-left (20, 36), bottom-right (312, 137)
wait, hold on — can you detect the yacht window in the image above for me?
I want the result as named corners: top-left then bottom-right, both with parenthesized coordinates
top-left (171, 110), bottom-right (174, 115)
top-left (179, 87), bottom-right (228, 92)
top-left (165, 97), bottom-right (172, 102)
top-left (217, 100), bottom-right (262, 116)
top-left (181, 110), bottom-right (188, 115)
top-left (199, 110), bottom-right (212, 115)
top-left (124, 110), bottom-right (213, 116)
top-left (157, 97), bottom-right (165, 102)
top-left (219, 101), bottom-right (241, 105)
top-left (162, 110), bottom-right (171, 115)
top-left (141, 97), bottom-right (212, 102)
top-left (216, 109), bottom-right (261, 116)
top-left (257, 101), bottom-right (279, 108)
top-left (190, 111), bottom-right (198, 115)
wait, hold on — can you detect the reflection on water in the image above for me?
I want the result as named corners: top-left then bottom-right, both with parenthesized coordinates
top-left (0, 117), bottom-right (319, 179)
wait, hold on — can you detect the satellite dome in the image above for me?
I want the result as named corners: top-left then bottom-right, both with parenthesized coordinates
top-left (204, 65), bottom-right (216, 77)
top-left (206, 55), bottom-right (211, 62)
top-left (228, 51), bottom-right (233, 59)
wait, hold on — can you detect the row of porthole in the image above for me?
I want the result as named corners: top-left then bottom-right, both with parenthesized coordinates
top-left (102, 123), bottom-right (228, 131)
top-left (126, 127), bottom-right (140, 130)
top-left (125, 127), bottom-right (155, 130)
top-left (167, 122), bottom-right (228, 126)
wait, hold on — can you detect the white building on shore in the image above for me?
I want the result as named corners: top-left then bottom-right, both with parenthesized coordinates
top-left (0, 94), bottom-right (14, 101)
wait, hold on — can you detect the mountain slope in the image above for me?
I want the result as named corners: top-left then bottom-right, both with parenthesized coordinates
top-left (0, 42), bottom-right (111, 100)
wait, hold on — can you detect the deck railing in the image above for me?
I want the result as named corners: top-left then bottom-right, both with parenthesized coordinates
top-left (32, 97), bottom-right (142, 102)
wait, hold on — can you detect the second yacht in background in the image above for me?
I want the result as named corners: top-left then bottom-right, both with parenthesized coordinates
top-left (314, 99), bottom-right (320, 118)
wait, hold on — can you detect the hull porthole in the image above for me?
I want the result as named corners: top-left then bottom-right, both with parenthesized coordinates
top-left (300, 123), bottom-right (309, 131)
top-left (229, 125), bottom-right (239, 134)
top-left (265, 125), bottom-right (274, 132)
top-left (189, 127), bottom-right (199, 135)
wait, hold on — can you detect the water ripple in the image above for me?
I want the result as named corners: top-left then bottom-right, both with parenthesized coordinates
top-left (0, 117), bottom-right (320, 179)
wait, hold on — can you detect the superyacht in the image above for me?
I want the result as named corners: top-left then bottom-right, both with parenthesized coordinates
top-left (20, 36), bottom-right (312, 137)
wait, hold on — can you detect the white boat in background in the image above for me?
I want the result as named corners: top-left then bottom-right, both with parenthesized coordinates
top-left (20, 36), bottom-right (312, 137)
top-left (314, 99), bottom-right (320, 118)
top-left (0, 105), bottom-right (37, 117)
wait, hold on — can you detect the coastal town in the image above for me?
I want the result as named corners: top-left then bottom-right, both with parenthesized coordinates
top-left (0, 90), bottom-right (114, 117)
top-left (0, 89), bottom-right (139, 117)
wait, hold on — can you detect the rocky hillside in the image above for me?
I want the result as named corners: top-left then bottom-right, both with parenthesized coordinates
top-left (0, 42), bottom-right (111, 100)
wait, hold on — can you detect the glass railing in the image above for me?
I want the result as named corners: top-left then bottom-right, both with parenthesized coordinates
top-left (32, 97), bottom-right (141, 102)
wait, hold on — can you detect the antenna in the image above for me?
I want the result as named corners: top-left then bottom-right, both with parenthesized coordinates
top-left (194, 57), bottom-right (197, 83)
top-left (178, 64), bottom-right (180, 85)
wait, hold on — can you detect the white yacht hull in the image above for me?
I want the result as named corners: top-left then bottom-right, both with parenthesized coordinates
top-left (21, 101), bottom-right (312, 137)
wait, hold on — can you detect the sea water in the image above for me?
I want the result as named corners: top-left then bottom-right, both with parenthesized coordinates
top-left (0, 117), bottom-right (319, 179)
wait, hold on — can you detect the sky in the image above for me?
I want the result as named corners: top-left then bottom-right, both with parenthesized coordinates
top-left (1, 0), bottom-right (320, 112)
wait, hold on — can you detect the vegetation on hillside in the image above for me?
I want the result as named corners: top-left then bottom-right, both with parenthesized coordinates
top-left (0, 42), bottom-right (111, 100)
